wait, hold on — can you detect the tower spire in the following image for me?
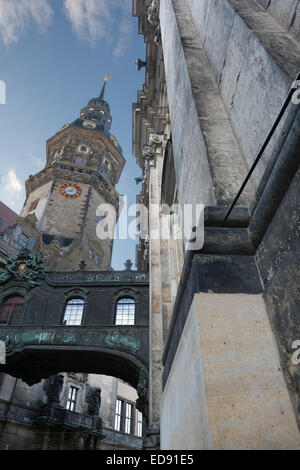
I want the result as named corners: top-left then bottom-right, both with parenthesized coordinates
top-left (99, 73), bottom-right (110, 100)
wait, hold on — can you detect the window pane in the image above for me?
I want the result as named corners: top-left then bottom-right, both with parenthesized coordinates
top-left (66, 386), bottom-right (78, 411)
top-left (115, 298), bottom-right (135, 326)
top-left (0, 297), bottom-right (24, 324)
top-left (125, 403), bottom-right (132, 434)
top-left (114, 399), bottom-right (122, 431)
top-left (137, 411), bottom-right (143, 437)
top-left (63, 299), bottom-right (84, 326)
top-left (18, 233), bottom-right (28, 248)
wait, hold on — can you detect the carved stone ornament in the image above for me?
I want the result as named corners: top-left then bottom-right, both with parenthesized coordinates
top-left (136, 369), bottom-right (149, 419)
top-left (44, 374), bottom-right (64, 406)
top-left (19, 213), bottom-right (38, 228)
top-left (154, 25), bottom-right (162, 45)
top-left (86, 386), bottom-right (102, 416)
top-left (143, 144), bottom-right (156, 159)
top-left (147, 0), bottom-right (159, 26)
top-left (0, 249), bottom-right (48, 288)
top-left (149, 133), bottom-right (163, 147)
top-left (143, 235), bottom-right (150, 263)
top-left (124, 259), bottom-right (133, 270)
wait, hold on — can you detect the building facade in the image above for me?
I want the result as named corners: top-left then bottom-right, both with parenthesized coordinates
top-left (133, 0), bottom-right (300, 450)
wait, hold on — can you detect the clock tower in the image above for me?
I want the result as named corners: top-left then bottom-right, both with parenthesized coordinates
top-left (20, 76), bottom-right (125, 271)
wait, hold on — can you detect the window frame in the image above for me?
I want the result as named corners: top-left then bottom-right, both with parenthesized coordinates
top-left (0, 296), bottom-right (25, 325)
top-left (115, 297), bottom-right (136, 326)
top-left (114, 397), bottom-right (136, 435)
top-left (17, 232), bottom-right (29, 248)
top-left (114, 398), bottom-right (123, 432)
top-left (62, 297), bottom-right (85, 326)
top-left (136, 410), bottom-right (144, 437)
top-left (66, 385), bottom-right (79, 412)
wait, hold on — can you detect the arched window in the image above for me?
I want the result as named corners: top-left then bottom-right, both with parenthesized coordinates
top-left (63, 298), bottom-right (85, 326)
top-left (0, 296), bottom-right (24, 324)
top-left (115, 298), bottom-right (135, 325)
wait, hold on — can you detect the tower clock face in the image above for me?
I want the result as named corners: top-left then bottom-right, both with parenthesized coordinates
top-left (60, 183), bottom-right (82, 198)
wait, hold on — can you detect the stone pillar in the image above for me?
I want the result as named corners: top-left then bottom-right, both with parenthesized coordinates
top-left (143, 132), bottom-right (166, 449)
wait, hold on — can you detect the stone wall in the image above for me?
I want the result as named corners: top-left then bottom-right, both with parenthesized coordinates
top-left (161, 293), bottom-right (300, 450)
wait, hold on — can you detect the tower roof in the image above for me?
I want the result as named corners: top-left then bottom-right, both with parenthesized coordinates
top-left (68, 73), bottom-right (122, 153)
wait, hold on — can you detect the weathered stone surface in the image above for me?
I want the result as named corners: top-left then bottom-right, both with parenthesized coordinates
top-left (267, 0), bottom-right (298, 32)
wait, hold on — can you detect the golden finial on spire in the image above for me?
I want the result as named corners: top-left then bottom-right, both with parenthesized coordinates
top-left (104, 73), bottom-right (111, 82)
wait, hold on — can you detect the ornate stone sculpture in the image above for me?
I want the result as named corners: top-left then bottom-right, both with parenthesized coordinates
top-left (136, 369), bottom-right (149, 419)
top-left (147, 0), bottom-right (159, 26)
top-left (124, 259), bottom-right (133, 270)
top-left (143, 235), bottom-right (150, 263)
top-left (142, 144), bottom-right (156, 159)
top-left (154, 25), bottom-right (162, 45)
top-left (44, 374), bottom-right (64, 406)
top-left (86, 386), bottom-right (102, 416)
top-left (0, 249), bottom-right (48, 288)
top-left (149, 132), bottom-right (163, 147)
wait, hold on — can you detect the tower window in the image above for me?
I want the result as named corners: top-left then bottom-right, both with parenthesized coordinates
top-left (115, 298), bottom-right (135, 325)
top-left (0, 296), bottom-right (24, 324)
top-left (88, 248), bottom-right (93, 259)
top-left (63, 298), bottom-right (85, 326)
top-left (94, 254), bottom-right (99, 265)
top-left (102, 169), bottom-right (108, 178)
top-left (66, 386), bottom-right (79, 411)
top-left (18, 233), bottom-right (29, 248)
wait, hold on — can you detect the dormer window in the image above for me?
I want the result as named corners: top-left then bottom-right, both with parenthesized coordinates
top-left (78, 145), bottom-right (88, 153)
top-left (18, 233), bottom-right (29, 248)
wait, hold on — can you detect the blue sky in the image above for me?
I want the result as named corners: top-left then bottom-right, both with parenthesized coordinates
top-left (0, 0), bottom-right (146, 270)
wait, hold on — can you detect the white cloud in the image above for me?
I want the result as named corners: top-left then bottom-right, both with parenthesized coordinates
top-left (63, 0), bottom-right (133, 53)
top-left (0, 169), bottom-right (24, 212)
top-left (113, 18), bottom-right (132, 57)
top-left (0, 0), bottom-right (53, 45)
top-left (4, 170), bottom-right (22, 193)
